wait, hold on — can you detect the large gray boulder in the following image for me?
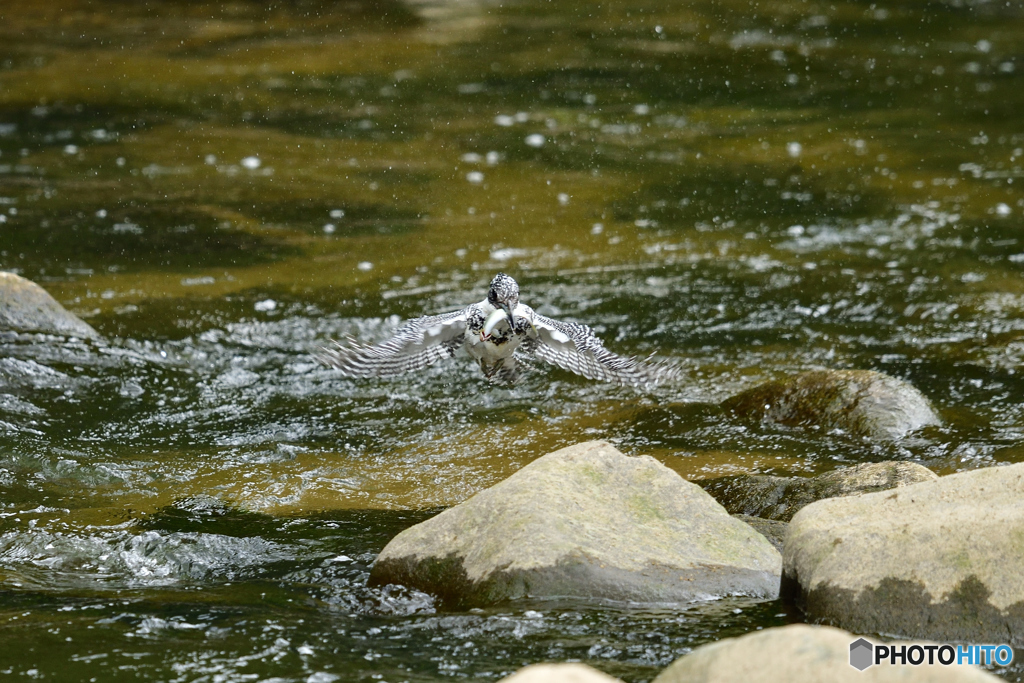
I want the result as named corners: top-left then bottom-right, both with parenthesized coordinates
top-left (783, 462), bottom-right (1024, 645)
top-left (699, 462), bottom-right (937, 522)
top-left (722, 369), bottom-right (939, 439)
top-left (369, 441), bottom-right (781, 608)
top-left (653, 624), bottom-right (1000, 682)
top-left (0, 272), bottom-right (98, 338)
top-left (499, 664), bottom-right (623, 683)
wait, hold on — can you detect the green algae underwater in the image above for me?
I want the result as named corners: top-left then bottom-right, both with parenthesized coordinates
top-left (1, 0), bottom-right (1024, 679)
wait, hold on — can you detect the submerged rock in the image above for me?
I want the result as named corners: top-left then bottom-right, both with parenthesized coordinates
top-left (499, 663), bottom-right (623, 683)
top-left (369, 441), bottom-right (781, 608)
top-left (0, 272), bottom-right (98, 338)
top-left (734, 514), bottom-right (787, 552)
top-left (722, 369), bottom-right (939, 439)
top-left (699, 462), bottom-right (937, 522)
top-left (653, 624), bottom-right (999, 682)
top-left (783, 462), bottom-right (1024, 645)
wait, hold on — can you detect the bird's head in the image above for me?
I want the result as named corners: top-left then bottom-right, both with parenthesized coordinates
top-left (486, 272), bottom-right (519, 333)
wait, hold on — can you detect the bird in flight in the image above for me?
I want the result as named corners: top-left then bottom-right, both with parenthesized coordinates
top-left (316, 273), bottom-right (674, 386)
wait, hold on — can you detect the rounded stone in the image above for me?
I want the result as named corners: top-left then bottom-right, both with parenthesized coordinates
top-left (499, 663), bottom-right (623, 683)
top-left (0, 272), bottom-right (98, 338)
top-left (722, 369), bottom-right (939, 439)
top-left (653, 624), bottom-right (1000, 682)
top-left (783, 462), bottom-right (1024, 645)
top-left (369, 441), bottom-right (781, 608)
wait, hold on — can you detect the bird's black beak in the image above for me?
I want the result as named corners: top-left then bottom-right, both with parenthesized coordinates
top-left (502, 304), bottom-right (515, 330)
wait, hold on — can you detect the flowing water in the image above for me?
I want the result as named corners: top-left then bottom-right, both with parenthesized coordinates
top-left (1, 0), bottom-right (1024, 679)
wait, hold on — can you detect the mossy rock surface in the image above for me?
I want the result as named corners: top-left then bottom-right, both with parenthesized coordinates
top-left (0, 272), bottom-right (98, 338)
top-left (783, 462), bottom-right (1024, 646)
top-left (699, 462), bottom-right (937, 522)
top-left (722, 369), bottom-right (939, 439)
top-left (369, 441), bottom-right (781, 608)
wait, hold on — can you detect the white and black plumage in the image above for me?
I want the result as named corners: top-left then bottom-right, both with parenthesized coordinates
top-left (316, 273), bottom-right (674, 386)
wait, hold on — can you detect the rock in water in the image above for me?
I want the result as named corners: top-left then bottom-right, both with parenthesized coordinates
top-left (699, 462), bottom-right (937, 521)
top-left (722, 369), bottom-right (939, 439)
top-left (783, 462), bottom-right (1024, 645)
top-left (733, 514), bottom-right (788, 552)
top-left (653, 624), bottom-right (1000, 682)
top-left (369, 441), bottom-right (781, 608)
top-left (0, 272), bottom-right (98, 338)
top-left (499, 664), bottom-right (624, 683)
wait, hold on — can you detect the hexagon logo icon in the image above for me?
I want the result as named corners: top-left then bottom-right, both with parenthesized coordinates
top-left (850, 638), bottom-right (874, 671)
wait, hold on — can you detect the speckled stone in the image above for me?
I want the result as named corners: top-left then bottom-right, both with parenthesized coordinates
top-left (370, 441), bottom-right (781, 608)
top-left (784, 462), bottom-right (1024, 645)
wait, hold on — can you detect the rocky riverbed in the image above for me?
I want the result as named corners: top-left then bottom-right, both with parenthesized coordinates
top-left (4, 0), bottom-right (1024, 679)
top-left (372, 434), bottom-right (1022, 680)
top-left (4, 268), bottom-right (1021, 680)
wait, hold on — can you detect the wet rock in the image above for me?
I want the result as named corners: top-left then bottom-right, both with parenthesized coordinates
top-left (499, 663), bottom-right (623, 683)
top-left (722, 369), bottom-right (939, 439)
top-left (369, 441), bottom-right (781, 608)
top-left (734, 514), bottom-right (787, 552)
top-left (0, 272), bottom-right (98, 338)
top-left (653, 624), bottom-right (999, 682)
top-left (783, 462), bottom-right (1024, 645)
top-left (699, 462), bottom-right (938, 522)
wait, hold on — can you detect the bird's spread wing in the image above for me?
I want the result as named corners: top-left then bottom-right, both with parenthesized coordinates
top-left (525, 313), bottom-right (674, 386)
top-left (316, 308), bottom-right (470, 377)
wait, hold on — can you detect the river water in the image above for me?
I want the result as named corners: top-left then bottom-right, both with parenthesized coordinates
top-left (1, 0), bottom-right (1023, 680)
